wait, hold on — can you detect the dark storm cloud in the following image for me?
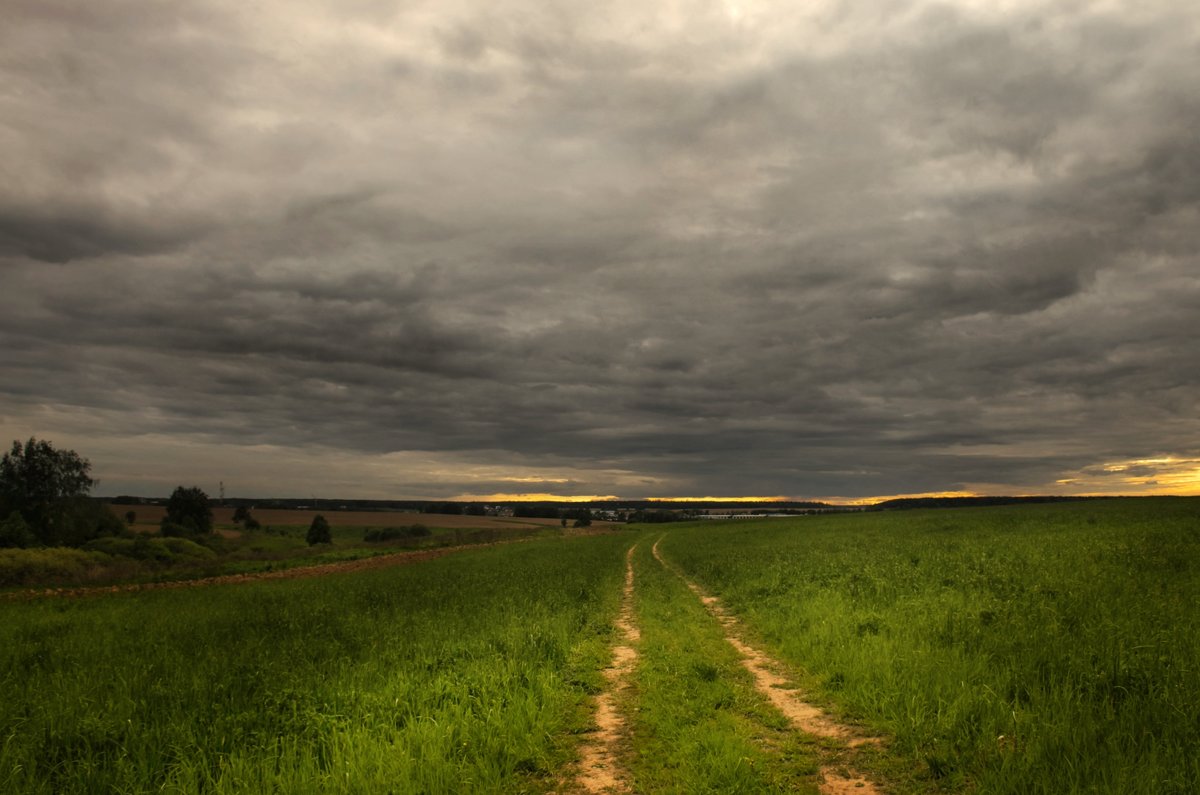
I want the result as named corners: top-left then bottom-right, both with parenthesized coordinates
top-left (0, 204), bottom-right (202, 263)
top-left (2, 0), bottom-right (1198, 499)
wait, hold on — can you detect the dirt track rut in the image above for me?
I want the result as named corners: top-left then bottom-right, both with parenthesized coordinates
top-left (572, 543), bottom-right (640, 793)
top-left (651, 537), bottom-right (884, 795)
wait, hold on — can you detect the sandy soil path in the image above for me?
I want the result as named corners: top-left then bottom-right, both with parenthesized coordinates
top-left (570, 543), bottom-right (640, 794)
top-left (651, 537), bottom-right (884, 795)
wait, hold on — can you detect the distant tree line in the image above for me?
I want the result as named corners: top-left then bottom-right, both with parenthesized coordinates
top-left (419, 502), bottom-right (483, 516)
top-left (624, 509), bottom-right (689, 524)
top-left (513, 504), bottom-right (561, 519)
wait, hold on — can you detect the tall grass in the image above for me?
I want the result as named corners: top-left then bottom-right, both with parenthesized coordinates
top-left (0, 533), bottom-right (630, 793)
top-left (658, 498), bottom-right (1200, 793)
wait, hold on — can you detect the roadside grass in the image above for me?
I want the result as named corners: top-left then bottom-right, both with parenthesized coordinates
top-left (0, 533), bottom-right (628, 794)
top-left (658, 498), bottom-right (1200, 794)
top-left (626, 538), bottom-right (822, 793)
top-left (0, 521), bottom-right (567, 591)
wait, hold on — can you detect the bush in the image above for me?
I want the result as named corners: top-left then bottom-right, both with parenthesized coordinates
top-left (84, 536), bottom-right (216, 563)
top-left (364, 524), bottom-right (432, 543)
top-left (160, 521), bottom-right (198, 538)
top-left (307, 515), bottom-right (332, 546)
top-left (0, 511), bottom-right (36, 549)
top-left (0, 547), bottom-right (114, 587)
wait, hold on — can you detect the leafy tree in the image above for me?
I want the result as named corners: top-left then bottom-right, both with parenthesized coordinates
top-left (125, 510), bottom-right (137, 525)
top-left (232, 505), bottom-right (251, 523)
top-left (1, 438), bottom-right (94, 529)
top-left (164, 486), bottom-right (213, 535)
top-left (0, 438), bottom-right (118, 546)
top-left (565, 508), bottom-right (592, 527)
top-left (307, 514), bottom-right (332, 545)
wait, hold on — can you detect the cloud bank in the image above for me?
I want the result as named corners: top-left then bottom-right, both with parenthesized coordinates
top-left (2, 0), bottom-right (1198, 499)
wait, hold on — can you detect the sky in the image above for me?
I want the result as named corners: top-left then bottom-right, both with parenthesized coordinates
top-left (1, 0), bottom-right (1198, 503)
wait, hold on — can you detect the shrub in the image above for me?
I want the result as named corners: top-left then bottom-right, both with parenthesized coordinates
top-left (160, 521), bottom-right (198, 538)
top-left (84, 536), bottom-right (217, 563)
top-left (0, 511), bottom-right (36, 549)
top-left (307, 515), bottom-right (332, 545)
top-left (364, 524), bottom-right (432, 543)
top-left (0, 547), bottom-right (113, 587)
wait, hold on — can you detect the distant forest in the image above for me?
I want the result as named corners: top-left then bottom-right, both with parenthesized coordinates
top-left (106, 494), bottom-right (1116, 514)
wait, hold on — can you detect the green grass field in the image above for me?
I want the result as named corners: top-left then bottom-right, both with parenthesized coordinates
top-left (2, 498), bottom-right (1197, 793)
top-left (0, 534), bottom-right (629, 793)
top-left (658, 498), bottom-right (1200, 793)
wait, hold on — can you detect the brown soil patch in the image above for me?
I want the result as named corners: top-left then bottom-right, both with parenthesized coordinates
top-left (651, 538), bottom-right (884, 795)
top-left (571, 543), bottom-right (640, 794)
top-left (819, 767), bottom-right (881, 794)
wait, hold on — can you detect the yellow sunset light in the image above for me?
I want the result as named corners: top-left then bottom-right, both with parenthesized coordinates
top-left (449, 493), bottom-right (619, 503)
top-left (827, 490), bottom-right (981, 506)
top-left (647, 496), bottom-right (790, 503)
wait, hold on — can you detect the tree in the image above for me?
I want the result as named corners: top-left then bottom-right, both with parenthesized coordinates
top-left (164, 486), bottom-right (213, 535)
top-left (125, 510), bottom-right (137, 526)
top-left (232, 505), bottom-right (251, 524)
top-left (307, 514), bottom-right (332, 545)
top-left (565, 508), bottom-right (592, 528)
top-left (0, 438), bottom-right (103, 546)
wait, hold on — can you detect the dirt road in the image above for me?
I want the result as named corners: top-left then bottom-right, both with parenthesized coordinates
top-left (651, 536), bottom-right (884, 795)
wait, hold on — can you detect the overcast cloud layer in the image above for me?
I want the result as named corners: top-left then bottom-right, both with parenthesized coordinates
top-left (2, 0), bottom-right (1198, 500)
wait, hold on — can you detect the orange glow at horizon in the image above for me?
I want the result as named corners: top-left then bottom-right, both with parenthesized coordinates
top-left (647, 496), bottom-right (790, 503)
top-left (449, 492), bottom-right (619, 503)
top-left (1060, 455), bottom-right (1200, 496)
top-left (442, 455), bottom-right (1200, 505)
top-left (825, 490), bottom-right (982, 506)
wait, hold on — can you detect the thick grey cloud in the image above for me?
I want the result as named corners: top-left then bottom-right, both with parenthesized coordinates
top-left (1, 0), bottom-right (1198, 500)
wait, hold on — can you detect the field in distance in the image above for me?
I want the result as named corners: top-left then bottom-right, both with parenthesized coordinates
top-left (112, 504), bottom-right (616, 531)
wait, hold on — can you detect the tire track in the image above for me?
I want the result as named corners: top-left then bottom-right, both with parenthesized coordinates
top-left (651, 537), bottom-right (884, 795)
top-left (572, 543), bottom-right (640, 794)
